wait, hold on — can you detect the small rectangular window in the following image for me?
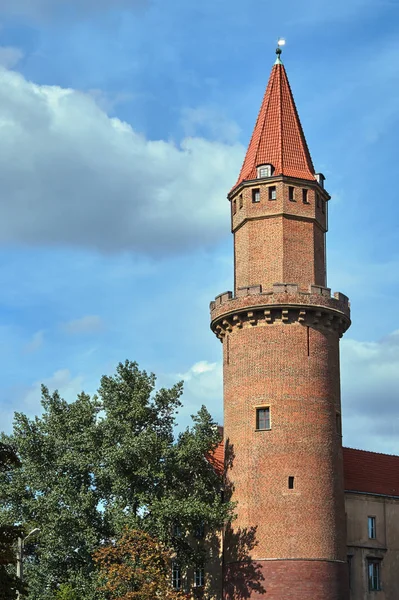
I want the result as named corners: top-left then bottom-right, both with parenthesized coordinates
top-left (368, 560), bottom-right (381, 591)
top-left (239, 194), bottom-right (243, 209)
top-left (256, 407), bottom-right (270, 430)
top-left (289, 186), bottom-right (295, 201)
top-left (252, 188), bottom-right (260, 203)
top-left (173, 524), bottom-right (182, 537)
top-left (368, 516), bottom-right (376, 539)
top-left (268, 186), bottom-right (276, 200)
top-left (172, 563), bottom-right (181, 590)
top-left (288, 476), bottom-right (294, 489)
top-left (194, 566), bottom-right (205, 587)
top-left (232, 199), bottom-right (237, 215)
top-left (302, 189), bottom-right (309, 204)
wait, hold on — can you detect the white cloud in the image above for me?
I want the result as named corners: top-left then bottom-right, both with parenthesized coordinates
top-left (23, 330), bottom-right (44, 353)
top-left (0, 46), bottom-right (24, 69)
top-left (181, 106), bottom-right (241, 144)
top-left (61, 315), bottom-right (105, 335)
top-left (341, 331), bottom-right (399, 455)
top-left (0, 67), bottom-right (243, 255)
top-left (177, 360), bottom-right (223, 424)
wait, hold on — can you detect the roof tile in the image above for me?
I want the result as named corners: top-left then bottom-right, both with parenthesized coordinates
top-left (233, 62), bottom-right (316, 192)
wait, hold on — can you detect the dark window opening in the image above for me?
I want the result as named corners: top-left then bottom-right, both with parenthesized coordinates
top-left (368, 560), bottom-right (381, 591)
top-left (172, 564), bottom-right (181, 590)
top-left (232, 199), bottom-right (237, 215)
top-left (368, 516), bottom-right (376, 539)
top-left (239, 194), bottom-right (243, 209)
top-left (252, 188), bottom-right (260, 203)
top-left (302, 189), bottom-right (309, 204)
top-left (268, 186), bottom-right (276, 200)
top-left (288, 476), bottom-right (294, 489)
top-left (289, 186), bottom-right (295, 201)
top-left (256, 407), bottom-right (270, 430)
top-left (194, 566), bottom-right (205, 588)
top-left (173, 524), bottom-right (182, 537)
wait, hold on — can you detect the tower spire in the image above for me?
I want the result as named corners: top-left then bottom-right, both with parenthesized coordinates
top-left (232, 46), bottom-right (315, 192)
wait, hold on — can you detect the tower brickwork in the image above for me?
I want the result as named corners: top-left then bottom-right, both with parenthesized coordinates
top-left (210, 51), bottom-right (351, 600)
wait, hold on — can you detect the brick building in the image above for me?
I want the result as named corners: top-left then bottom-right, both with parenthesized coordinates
top-left (208, 47), bottom-right (399, 599)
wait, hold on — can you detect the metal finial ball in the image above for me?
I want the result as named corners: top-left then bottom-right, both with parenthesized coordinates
top-left (276, 47), bottom-right (282, 56)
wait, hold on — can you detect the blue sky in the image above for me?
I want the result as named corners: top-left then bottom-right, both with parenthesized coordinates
top-left (0, 0), bottom-right (399, 453)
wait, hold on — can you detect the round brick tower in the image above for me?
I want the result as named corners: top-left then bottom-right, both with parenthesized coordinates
top-left (210, 49), bottom-right (351, 600)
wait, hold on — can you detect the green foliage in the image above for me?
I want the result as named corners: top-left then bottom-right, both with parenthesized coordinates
top-left (0, 360), bottom-right (231, 600)
top-left (55, 584), bottom-right (79, 600)
top-left (0, 444), bottom-right (25, 600)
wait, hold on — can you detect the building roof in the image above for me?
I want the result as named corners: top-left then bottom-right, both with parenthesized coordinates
top-left (343, 447), bottom-right (399, 497)
top-left (232, 57), bottom-right (316, 193)
top-left (212, 434), bottom-right (399, 497)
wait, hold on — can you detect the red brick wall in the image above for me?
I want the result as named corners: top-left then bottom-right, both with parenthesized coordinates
top-left (232, 179), bottom-right (327, 292)
top-left (224, 559), bottom-right (349, 600)
top-left (222, 318), bottom-right (349, 598)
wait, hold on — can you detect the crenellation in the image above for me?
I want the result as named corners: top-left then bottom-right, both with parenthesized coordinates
top-left (311, 284), bottom-right (331, 297)
top-left (236, 285), bottom-right (262, 297)
top-left (210, 282), bottom-right (350, 315)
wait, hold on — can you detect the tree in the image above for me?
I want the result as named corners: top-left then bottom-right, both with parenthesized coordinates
top-left (0, 361), bottom-right (231, 599)
top-left (94, 528), bottom-right (187, 600)
top-left (0, 443), bottom-right (25, 600)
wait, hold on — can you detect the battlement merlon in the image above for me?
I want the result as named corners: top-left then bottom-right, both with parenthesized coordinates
top-left (210, 283), bottom-right (350, 339)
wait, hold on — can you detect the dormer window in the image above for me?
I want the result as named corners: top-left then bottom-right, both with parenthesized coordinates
top-left (257, 164), bottom-right (273, 179)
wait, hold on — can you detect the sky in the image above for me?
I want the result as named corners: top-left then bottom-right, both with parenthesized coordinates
top-left (0, 0), bottom-right (399, 455)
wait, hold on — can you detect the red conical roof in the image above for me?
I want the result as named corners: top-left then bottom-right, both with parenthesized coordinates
top-left (233, 59), bottom-right (316, 191)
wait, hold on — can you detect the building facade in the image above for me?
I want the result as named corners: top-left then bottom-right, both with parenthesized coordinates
top-left (210, 47), bottom-right (352, 599)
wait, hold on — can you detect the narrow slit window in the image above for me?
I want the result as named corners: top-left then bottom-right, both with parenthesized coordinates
top-left (302, 189), bottom-right (309, 204)
top-left (288, 476), bottom-right (294, 489)
top-left (239, 194), bottom-right (243, 209)
top-left (268, 186), bottom-right (276, 200)
top-left (368, 560), bottom-right (381, 591)
top-left (368, 516), bottom-right (376, 539)
top-left (289, 186), bottom-right (295, 201)
top-left (256, 407), bottom-right (270, 430)
top-left (172, 563), bottom-right (181, 590)
top-left (194, 566), bottom-right (205, 588)
top-left (252, 188), bottom-right (260, 203)
top-left (232, 199), bottom-right (237, 215)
